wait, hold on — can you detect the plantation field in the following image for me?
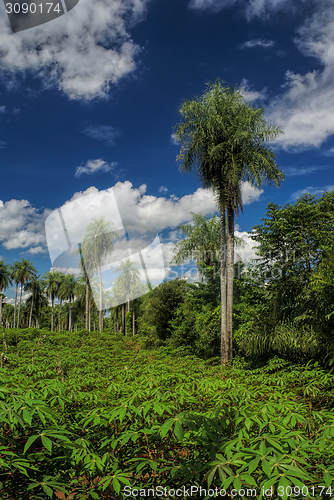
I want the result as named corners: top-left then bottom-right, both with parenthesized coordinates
top-left (1, 328), bottom-right (334, 499)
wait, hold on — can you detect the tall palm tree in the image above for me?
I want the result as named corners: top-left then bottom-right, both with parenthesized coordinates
top-left (81, 217), bottom-right (118, 332)
top-left (24, 275), bottom-right (42, 328)
top-left (0, 260), bottom-right (12, 327)
top-left (174, 79), bottom-right (284, 365)
top-left (12, 259), bottom-right (37, 329)
top-left (43, 270), bottom-right (62, 332)
top-left (112, 258), bottom-right (140, 335)
top-left (25, 277), bottom-right (47, 328)
top-left (59, 274), bottom-right (77, 331)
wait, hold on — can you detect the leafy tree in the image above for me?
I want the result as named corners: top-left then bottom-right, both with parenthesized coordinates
top-left (138, 278), bottom-right (190, 341)
top-left (81, 217), bottom-right (118, 332)
top-left (0, 259), bottom-right (12, 326)
top-left (173, 79), bottom-right (284, 365)
top-left (234, 191), bottom-right (334, 361)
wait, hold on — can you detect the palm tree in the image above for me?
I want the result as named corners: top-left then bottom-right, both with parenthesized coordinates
top-left (174, 79), bottom-right (284, 365)
top-left (12, 259), bottom-right (37, 329)
top-left (24, 275), bottom-right (42, 328)
top-left (43, 270), bottom-right (62, 331)
top-left (81, 217), bottom-right (118, 332)
top-left (0, 260), bottom-right (12, 327)
top-left (59, 274), bottom-right (77, 331)
top-left (170, 212), bottom-right (245, 285)
top-left (25, 277), bottom-right (47, 328)
top-left (112, 258), bottom-right (140, 335)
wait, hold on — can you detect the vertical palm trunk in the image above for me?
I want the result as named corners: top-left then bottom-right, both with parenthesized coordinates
top-left (29, 296), bottom-right (34, 328)
top-left (69, 297), bottom-right (72, 331)
top-left (88, 296), bottom-right (92, 332)
top-left (220, 206), bottom-right (228, 366)
top-left (122, 304), bottom-right (125, 335)
top-left (116, 305), bottom-right (119, 332)
top-left (0, 288), bottom-right (3, 326)
top-left (85, 282), bottom-right (89, 330)
top-left (98, 266), bottom-right (103, 332)
top-left (51, 295), bottom-right (54, 332)
top-left (17, 283), bottom-right (23, 328)
top-left (226, 205), bottom-right (234, 363)
top-left (13, 283), bottom-right (18, 328)
top-left (132, 303), bottom-right (135, 336)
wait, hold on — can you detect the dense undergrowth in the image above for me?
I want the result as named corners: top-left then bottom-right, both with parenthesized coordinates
top-left (1, 328), bottom-right (334, 499)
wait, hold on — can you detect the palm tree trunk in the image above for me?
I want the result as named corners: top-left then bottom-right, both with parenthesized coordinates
top-left (132, 303), bottom-right (135, 336)
top-left (85, 282), bottom-right (89, 330)
top-left (29, 296), bottom-right (34, 328)
top-left (122, 303), bottom-right (125, 335)
top-left (13, 283), bottom-right (18, 328)
top-left (17, 283), bottom-right (23, 328)
top-left (220, 206), bottom-right (228, 366)
top-left (98, 266), bottom-right (103, 332)
top-left (226, 205), bottom-right (234, 363)
top-left (51, 296), bottom-right (54, 332)
top-left (0, 288), bottom-right (3, 326)
top-left (69, 298), bottom-right (72, 331)
top-left (116, 305), bottom-right (119, 332)
top-left (59, 299), bottom-right (62, 331)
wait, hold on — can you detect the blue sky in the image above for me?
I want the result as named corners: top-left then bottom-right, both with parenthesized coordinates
top-left (0, 0), bottom-right (334, 301)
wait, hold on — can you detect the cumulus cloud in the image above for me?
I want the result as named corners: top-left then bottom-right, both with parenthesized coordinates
top-left (266, 2), bottom-right (334, 149)
top-left (75, 159), bottom-right (117, 176)
top-left (158, 186), bottom-right (168, 192)
top-left (0, 0), bottom-right (151, 100)
top-left (82, 124), bottom-right (120, 147)
top-left (239, 38), bottom-right (275, 49)
top-left (0, 199), bottom-right (50, 251)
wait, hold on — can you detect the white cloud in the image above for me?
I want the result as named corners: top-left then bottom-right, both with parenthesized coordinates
top-left (0, 199), bottom-right (50, 251)
top-left (290, 184), bottom-right (334, 201)
top-left (0, 0), bottom-right (151, 100)
top-left (75, 159), bottom-right (117, 176)
top-left (266, 3), bottom-right (334, 149)
top-left (0, 106), bottom-right (5, 113)
top-left (239, 39), bottom-right (275, 49)
top-left (188, 0), bottom-right (293, 20)
top-left (283, 165), bottom-right (325, 176)
top-left (170, 133), bottom-right (180, 145)
top-left (159, 186), bottom-right (168, 192)
top-left (239, 78), bottom-right (267, 102)
top-left (241, 181), bottom-right (264, 204)
top-left (82, 125), bottom-right (120, 147)
top-left (27, 245), bottom-right (47, 255)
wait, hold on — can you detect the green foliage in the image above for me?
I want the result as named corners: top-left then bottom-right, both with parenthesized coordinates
top-left (1, 330), bottom-right (334, 499)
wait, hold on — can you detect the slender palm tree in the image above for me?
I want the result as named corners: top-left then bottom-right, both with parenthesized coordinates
top-left (0, 260), bottom-right (12, 327)
top-left (24, 275), bottom-right (42, 328)
top-left (81, 217), bottom-right (118, 332)
top-left (174, 79), bottom-right (284, 365)
top-left (43, 270), bottom-right (62, 332)
top-left (112, 258), bottom-right (140, 335)
top-left (59, 274), bottom-right (77, 331)
top-left (13, 259), bottom-right (37, 329)
top-left (25, 277), bottom-right (47, 328)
